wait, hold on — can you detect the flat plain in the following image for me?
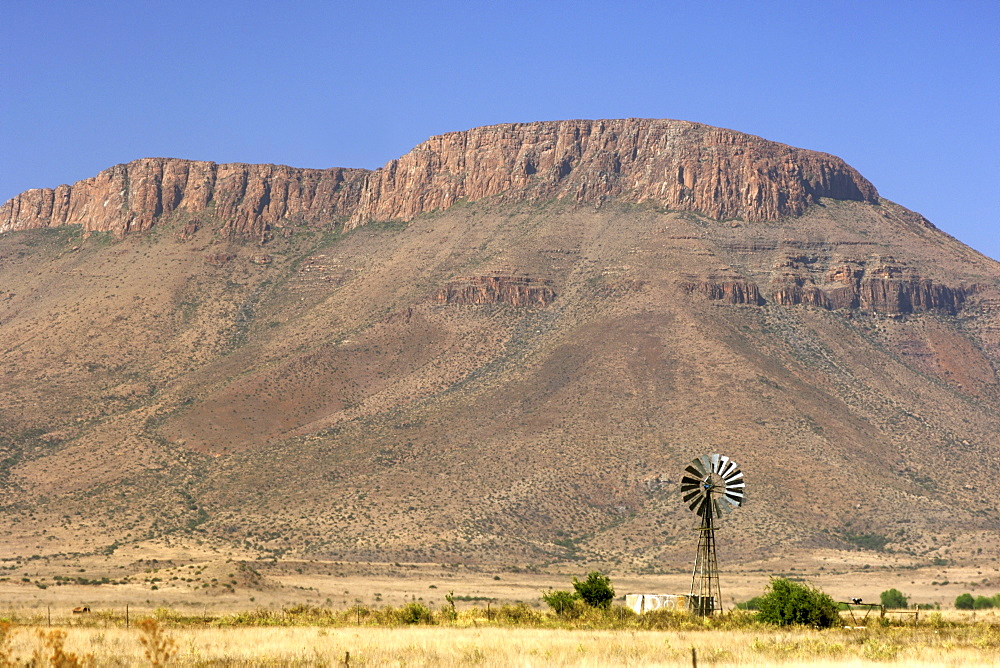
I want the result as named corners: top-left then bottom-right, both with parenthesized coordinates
top-left (3, 546), bottom-right (1000, 665)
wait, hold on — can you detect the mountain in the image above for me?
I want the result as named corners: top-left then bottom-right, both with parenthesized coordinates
top-left (1, 119), bottom-right (998, 569)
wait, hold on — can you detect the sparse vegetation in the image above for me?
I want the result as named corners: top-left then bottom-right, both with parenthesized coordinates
top-left (137, 619), bottom-right (177, 667)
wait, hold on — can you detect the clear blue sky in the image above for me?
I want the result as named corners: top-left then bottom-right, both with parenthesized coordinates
top-left (2, 1), bottom-right (997, 259)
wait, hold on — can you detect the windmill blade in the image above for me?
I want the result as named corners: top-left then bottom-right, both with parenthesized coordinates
top-left (722, 471), bottom-right (743, 487)
top-left (684, 488), bottom-right (708, 508)
top-left (719, 458), bottom-right (738, 479)
top-left (724, 489), bottom-right (745, 503)
top-left (721, 468), bottom-right (743, 484)
top-left (715, 455), bottom-right (730, 476)
top-left (699, 455), bottom-right (713, 476)
top-left (686, 460), bottom-right (708, 478)
top-left (721, 495), bottom-right (740, 510)
top-left (716, 498), bottom-right (727, 517)
top-left (680, 474), bottom-right (703, 491)
top-left (724, 493), bottom-right (744, 508)
top-left (683, 489), bottom-right (705, 507)
top-left (684, 464), bottom-right (706, 480)
top-left (710, 453), bottom-right (721, 473)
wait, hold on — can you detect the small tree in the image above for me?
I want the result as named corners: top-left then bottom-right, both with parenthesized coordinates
top-left (541, 589), bottom-right (579, 615)
top-left (572, 571), bottom-right (615, 609)
top-left (955, 593), bottom-right (975, 610)
top-left (880, 588), bottom-right (909, 609)
top-left (756, 577), bottom-right (840, 628)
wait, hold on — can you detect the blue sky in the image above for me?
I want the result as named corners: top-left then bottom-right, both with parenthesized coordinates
top-left (2, 1), bottom-right (997, 258)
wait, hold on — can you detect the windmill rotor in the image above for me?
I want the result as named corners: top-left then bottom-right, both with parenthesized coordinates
top-left (680, 453), bottom-right (745, 519)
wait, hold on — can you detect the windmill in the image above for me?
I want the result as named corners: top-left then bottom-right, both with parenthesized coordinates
top-left (680, 454), bottom-right (745, 615)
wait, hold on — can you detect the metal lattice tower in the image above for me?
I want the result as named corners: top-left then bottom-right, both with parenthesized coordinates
top-left (690, 510), bottom-right (722, 615)
top-left (680, 454), bottom-right (745, 615)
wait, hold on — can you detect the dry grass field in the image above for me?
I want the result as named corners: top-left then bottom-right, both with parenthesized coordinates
top-left (2, 553), bottom-right (1000, 665)
top-left (2, 546), bottom-right (998, 616)
top-left (2, 612), bottom-right (1000, 666)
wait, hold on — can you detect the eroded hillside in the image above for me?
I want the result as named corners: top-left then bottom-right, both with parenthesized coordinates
top-left (1, 120), bottom-right (998, 568)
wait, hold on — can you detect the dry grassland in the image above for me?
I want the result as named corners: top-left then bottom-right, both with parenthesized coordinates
top-left (2, 619), bottom-right (1000, 666)
top-left (3, 552), bottom-right (1000, 665)
top-left (3, 549), bottom-right (998, 616)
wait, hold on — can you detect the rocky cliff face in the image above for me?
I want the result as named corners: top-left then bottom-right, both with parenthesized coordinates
top-left (433, 276), bottom-right (556, 307)
top-left (689, 255), bottom-right (975, 315)
top-left (0, 158), bottom-right (367, 240)
top-left (348, 119), bottom-right (878, 228)
top-left (1, 119), bottom-right (878, 239)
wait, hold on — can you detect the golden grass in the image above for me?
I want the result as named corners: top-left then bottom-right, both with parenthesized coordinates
top-left (1, 618), bottom-right (1000, 666)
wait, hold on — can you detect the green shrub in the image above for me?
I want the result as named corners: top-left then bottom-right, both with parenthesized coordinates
top-left (572, 571), bottom-right (615, 609)
top-left (756, 578), bottom-right (841, 628)
top-left (542, 589), bottom-right (580, 615)
top-left (637, 607), bottom-right (697, 630)
top-left (577, 604), bottom-right (637, 628)
top-left (736, 595), bottom-right (765, 610)
top-left (493, 603), bottom-right (544, 625)
top-left (973, 595), bottom-right (995, 610)
top-left (880, 588), bottom-right (909, 609)
top-left (392, 602), bottom-right (435, 625)
top-left (955, 593), bottom-right (975, 610)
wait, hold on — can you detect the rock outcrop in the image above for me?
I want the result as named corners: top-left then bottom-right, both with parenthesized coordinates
top-left (683, 280), bottom-right (766, 305)
top-left (349, 119), bottom-right (878, 228)
top-left (433, 276), bottom-right (556, 307)
top-left (0, 159), bottom-right (367, 240)
top-left (1, 119), bottom-right (879, 239)
top-left (769, 256), bottom-right (974, 314)
top-left (771, 277), bottom-right (972, 314)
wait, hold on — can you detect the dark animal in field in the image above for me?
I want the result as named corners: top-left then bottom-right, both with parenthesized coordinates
top-left (851, 598), bottom-right (862, 605)
top-left (72, 606), bottom-right (90, 613)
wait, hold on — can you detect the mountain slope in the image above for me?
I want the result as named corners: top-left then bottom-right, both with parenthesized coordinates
top-left (1, 119), bottom-right (998, 568)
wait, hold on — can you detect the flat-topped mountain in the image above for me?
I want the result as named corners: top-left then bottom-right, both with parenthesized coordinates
top-left (1, 119), bottom-right (998, 570)
top-left (2, 119), bottom-right (876, 238)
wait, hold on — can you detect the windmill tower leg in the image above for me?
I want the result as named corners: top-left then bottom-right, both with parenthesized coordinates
top-left (689, 512), bottom-right (721, 615)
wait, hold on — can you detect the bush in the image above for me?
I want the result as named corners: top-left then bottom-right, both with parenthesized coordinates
top-left (880, 588), bottom-right (909, 609)
top-left (573, 571), bottom-right (615, 609)
top-left (736, 595), bottom-right (765, 610)
top-left (955, 593), bottom-right (975, 610)
top-left (973, 595), bottom-right (995, 610)
top-left (542, 589), bottom-right (580, 615)
top-left (756, 578), bottom-right (841, 629)
top-left (493, 603), bottom-right (544, 625)
top-left (636, 607), bottom-right (697, 630)
top-left (399, 602), bottom-right (435, 624)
